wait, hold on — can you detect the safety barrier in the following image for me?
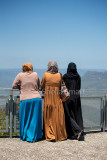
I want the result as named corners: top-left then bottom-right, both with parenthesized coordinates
top-left (0, 89), bottom-right (107, 137)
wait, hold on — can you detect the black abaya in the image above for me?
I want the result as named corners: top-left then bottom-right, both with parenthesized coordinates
top-left (63, 63), bottom-right (83, 138)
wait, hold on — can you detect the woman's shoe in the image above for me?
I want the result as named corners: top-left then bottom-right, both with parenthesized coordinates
top-left (77, 131), bottom-right (83, 141)
top-left (70, 136), bottom-right (75, 140)
top-left (50, 139), bottom-right (55, 142)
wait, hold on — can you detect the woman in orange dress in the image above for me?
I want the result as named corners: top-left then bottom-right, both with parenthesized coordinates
top-left (41, 60), bottom-right (67, 142)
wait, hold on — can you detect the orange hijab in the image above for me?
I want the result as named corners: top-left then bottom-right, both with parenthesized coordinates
top-left (22, 62), bottom-right (33, 72)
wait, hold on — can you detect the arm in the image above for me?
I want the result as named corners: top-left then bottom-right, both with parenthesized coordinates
top-left (41, 73), bottom-right (46, 90)
top-left (12, 74), bottom-right (21, 89)
top-left (78, 76), bottom-right (81, 90)
top-left (36, 74), bottom-right (40, 89)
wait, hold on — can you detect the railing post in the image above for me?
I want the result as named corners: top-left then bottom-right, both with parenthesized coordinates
top-left (104, 92), bottom-right (107, 131)
top-left (101, 97), bottom-right (103, 132)
top-left (6, 101), bottom-right (9, 132)
top-left (9, 90), bottom-right (13, 138)
top-left (102, 95), bottom-right (106, 132)
top-left (13, 96), bottom-right (17, 133)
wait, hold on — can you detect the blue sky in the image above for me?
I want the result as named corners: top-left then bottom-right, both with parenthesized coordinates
top-left (0, 0), bottom-right (107, 69)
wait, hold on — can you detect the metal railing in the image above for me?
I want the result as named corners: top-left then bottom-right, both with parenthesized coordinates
top-left (0, 89), bottom-right (107, 137)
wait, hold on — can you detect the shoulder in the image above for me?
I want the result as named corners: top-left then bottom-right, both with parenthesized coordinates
top-left (43, 72), bottom-right (50, 76)
top-left (33, 72), bottom-right (38, 76)
top-left (63, 73), bottom-right (67, 79)
top-left (42, 72), bottom-right (52, 80)
top-left (57, 72), bottom-right (62, 78)
top-left (43, 72), bottom-right (47, 78)
top-left (78, 75), bottom-right (81, 80)
top-left (15, 72), bottom-right (22, 78)
top-left (33, 72), bottom-right (39, 78)
top-left (17, 72), bottom-right (22, 75)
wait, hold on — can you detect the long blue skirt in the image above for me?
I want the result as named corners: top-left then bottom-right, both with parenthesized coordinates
top-left (19, 98), bottom-right (42, 142)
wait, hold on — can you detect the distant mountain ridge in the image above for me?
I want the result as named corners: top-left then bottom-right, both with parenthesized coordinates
top-left (81, 71), bottom-right (107, 89)
top-left (0, 69), bottom-right (107, 89)
top-left (0, 68), bottom-right (86, 88)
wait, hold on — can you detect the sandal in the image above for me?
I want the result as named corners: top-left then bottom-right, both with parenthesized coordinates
top-left (77, 131), bottom-right (83, 141)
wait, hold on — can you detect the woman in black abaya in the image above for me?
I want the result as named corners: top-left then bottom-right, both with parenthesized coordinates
top-left (63, 62), bottom-right (84, 140)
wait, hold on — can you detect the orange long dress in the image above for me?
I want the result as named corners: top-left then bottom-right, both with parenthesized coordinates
top-left (41, 72), bottom-right (67, 142)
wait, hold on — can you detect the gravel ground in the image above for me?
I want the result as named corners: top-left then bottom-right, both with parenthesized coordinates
top-left (0, 132), bottom-right (107, 160)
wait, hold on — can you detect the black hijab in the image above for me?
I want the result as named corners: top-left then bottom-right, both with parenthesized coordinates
top-left (63, 62), bottom-right (80, 79)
